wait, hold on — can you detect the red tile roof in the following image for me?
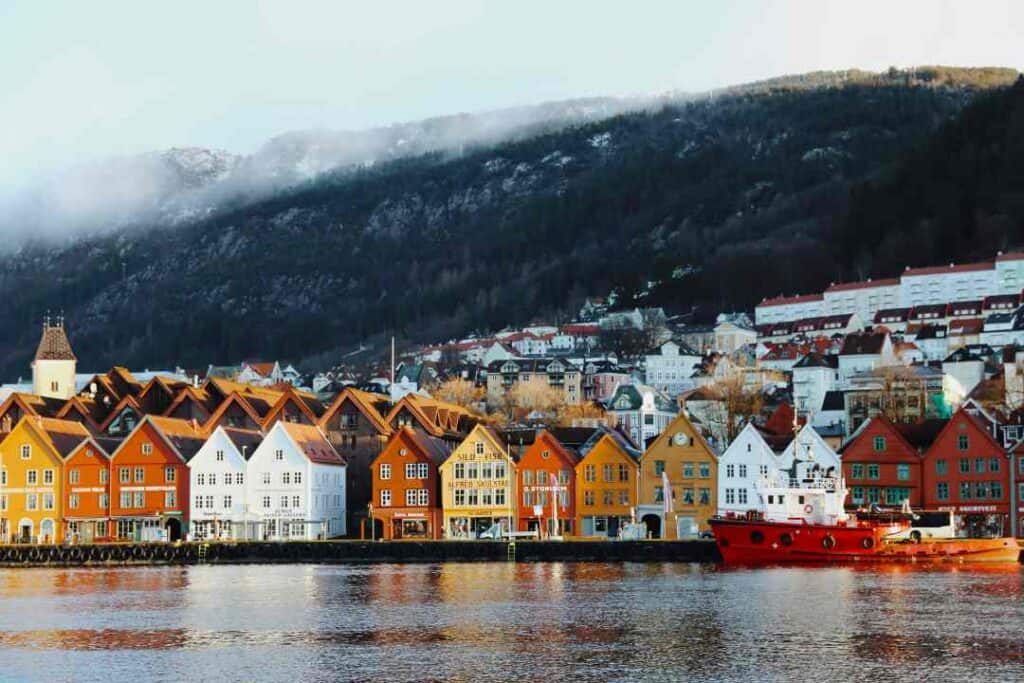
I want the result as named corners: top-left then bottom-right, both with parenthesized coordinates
top-left (758, 293), bottom-right (824, 307)
top-left (902, 261), bottom-right (992, 277)
top-left (824, 278), bottom-right (899, 293)
top-left (34, 324), bottom-right (76, 361)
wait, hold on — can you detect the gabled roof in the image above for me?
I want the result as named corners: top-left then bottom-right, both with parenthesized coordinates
top-left (839, 332), bottom-right (888, 356)
top-left (221, 427), bottom-right (264, 459)
top-left (0, 392), bottom-right (66, 420)
top-left (839, 415), bottom-right (920, 456)
top-left (32, 417), bottom-right (91, 459)
top-left (163, 385), bottom-right (216, 420)
top-left (66, 433), bottom-right (118, 462)
top-left (821, 390), bottom-right (846, 412)
top-left (924, 409), bottom-right (999, 458)
top-left (382, 426), bottom-right (451, 467)
top-left (122, 415), bottom-right (206, 463)
top-left (203, 392), bottom-right (264, 431)
top-left (793, 352), bottom-right (838, 369)
top-left (97, 395), bottom-right (143, 433)
top-left (577, 426), bottom-right (642, 462)
top-left (34, 323), bottom-right (76, 361)
top-left (54, 395), bottom-right (103, 432)
top-left (261, 387), bottom-right (320, 427)
top-left (278, 422), bottom-right (344, 466)
top-left (318, 387), bottom-right (391, 434)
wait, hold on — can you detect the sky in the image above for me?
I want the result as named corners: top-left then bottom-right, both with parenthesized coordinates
top-left (1, 0), bottom-right (1022, 188)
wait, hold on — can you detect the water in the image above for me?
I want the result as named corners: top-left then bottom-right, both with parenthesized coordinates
top-left (0, 562), bottom-right (1021, 682)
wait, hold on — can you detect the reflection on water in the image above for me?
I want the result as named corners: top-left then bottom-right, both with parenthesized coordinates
top-left (0, 562), bottom-right (1022, 682)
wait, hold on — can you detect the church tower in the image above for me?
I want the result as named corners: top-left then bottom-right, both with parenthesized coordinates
top-left (32, 314), bottom-right (77, 400)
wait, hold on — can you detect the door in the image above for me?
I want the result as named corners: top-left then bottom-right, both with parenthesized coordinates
top-left (608, 516), bottom-right (620, 538)
top-left (40, 519), bottom-right (55, 544)
top-left (641, 514), bottom-right (661, 539)
top-left (165, 518), bottom-right (182, 542)
top-left (19, 521), bottom-right (32, 543)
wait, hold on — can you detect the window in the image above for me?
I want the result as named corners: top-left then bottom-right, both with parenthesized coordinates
top-left (959, 482), bottom-right (971, 500)
top-left (0, 469), bottom-right (5, 485)
top-left (467, 489), bottom-right (479, 506)
top-left (380, 464), bottom-right (391, 480)
top-left (558, 469), bottom-right (570, 485)
top-left (699, 488), bottom-right (710, 505)
top-left (896, 464), bottom-right (910, 481)
top-left (69, 494), bottom-right (80, 510)
top-left (120, 491), bottom-right (132, 508)
top-left (133, 492), bottom-right (145, 508)
top-left (43, 469), bottom-right (54, 485)
top-left (262, 496), bottom-right (271, 509)
top-left (495, 488), bottom-right (506, 506)
top-left (619, 490), bottom-right (630, 505)
top-left (974, 481), bottom-right (988, 499)
top-left (603, 490), bottom-right (614, 506)
top-left (26, 470), bottom-right (37, 485)
top-left (759, 465), bottom-right (769, 477)
top-left (209, 473), bottom-right (217, 486)
top-left (405, 463), bottom-right (417, 479)
top-left (275, 449), bottom-right (284, 461)
top-left (867, 464), bottom-right (880, 480)
top-left (699, 463), bottom-right (710, 478)
top-left (1, 495), bottom-right (7, 511)
top-left (494, 462), bottom-right (507, 480)
top-left (134, 467), bottom-right (144, 483)
top-left (417, 489), bottom-right (429, 506)
top-left (683, 463), bottom-right (694, 478)
top-left (69, 469), bottom-right (80, 484)
top-left (725, 464), bottom-right (734, 478)
top-left (195, 495), bottom-right (205, 509)
top-left (262, 472), bottom-right (271, 485)
top-left (682, 489), bottom-right (694, 505)
top-left (738, 464), bottom-right (747, 478)
top-left (216, 450), bottom-right (224, 462)
top-left (958, 459), bottom-right (970, 474)
top-left (523, 469), bottom-right (534, 486)
top-left (283, 472), bottom-right (291, 485)
top-left (851, 464), bottom-right (864, 479)
top-left (20, 444), bottom-right (30, 459)
top-left (406, 489), bottom-right (419, 506)
top-left (380, 489), bottom-right (392, 506)
top-left (957, 434), bottom-right (969, 451)
top-left (584, 490), bottom-right (595, 506)
top-left (280, 495), bottom-right (289, 509)
top-left (655, 486), bottom-right (665, 503)
top-left (142, 442), bottom-right (153, 456)
top-left (602, 464), bottom-right (614, 482)
top-left (26, 494), bottom-right (38, 511)
top-left (197, 473), bottom-right (206, 486)
top-left (99, 494), bottom-right (109, 509)
top-left (866, 488), bottom-right (880, 504)
top-left (165, 491), bottom-right (176, 507)
top-left (725, 488), bottom-right (735, 505)
top-left (165, 467), bottom-right (175, 483)
top-left (989, 457), bottom-right (1001, 473)
top-left (935, 459), bottom-right (947, 475)
top-left (738, 489), bottom-right (747, 504)
top-left (974, 458), bottom-right (986, 474)
top-left (475, 441), bottom-right (485, 456)
top-left (292, 495), bottom-right (300, 508)
top-left (236, 472), bottom-right (244, 486)
top-left (851, 487), bottom-right (864, 504)
top-left (454, 489), bottom-right (466, 506)
top-left (873, 436), bottom-right (886, 452)
top-left (466, 463), bottom-right (479, 479)
top-left (454, 463), bottom-right (465, 479)
top-left (584, 464), bottom-right (596, 482)
top-left (618, 464), bottom-right (629, 482)
top-left (481, 463), bottom-right (494, 480)
top-left (991, 481), bottom-right (1003, 500)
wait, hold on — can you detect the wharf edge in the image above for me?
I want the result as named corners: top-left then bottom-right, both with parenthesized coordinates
top-left (0, 540), bottom-right (721, 567)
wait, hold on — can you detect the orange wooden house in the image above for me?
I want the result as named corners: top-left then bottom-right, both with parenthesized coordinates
top-left (63, 435), bottom-right (122, 542)
top-left (370, 426), bottom-right (450, 539)
top-left (108, 415), bottom-right (205, 541)
top-left (515, 429), bottom-right (579, 537)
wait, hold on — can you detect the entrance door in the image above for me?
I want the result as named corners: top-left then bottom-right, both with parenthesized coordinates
top-left (40, 519), bottom-right (55, 544)
top-left (18, 521), bottom-right (32, 543)
top-left (608, 517), bottom-right (620, 538)
top-left (641, 514), bottom-right (661, 539)
top-left (165, 518), bottom-right (182, 542)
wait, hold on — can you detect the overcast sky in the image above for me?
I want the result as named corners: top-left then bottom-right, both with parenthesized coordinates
top-left (1, 0), bottom-right (1021, 187)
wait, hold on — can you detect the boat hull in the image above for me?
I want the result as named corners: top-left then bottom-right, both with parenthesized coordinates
top-left (709, 518), bottom-right (1021, 564)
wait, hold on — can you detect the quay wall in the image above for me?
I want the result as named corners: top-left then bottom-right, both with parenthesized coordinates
top-left (0, 540), bottom-right (720, 568)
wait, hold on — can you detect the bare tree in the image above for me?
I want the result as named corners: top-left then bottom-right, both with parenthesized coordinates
top-left (434, 377), bottom-right (485, 411)
top-left (695, 374), bottom-right (765, 444)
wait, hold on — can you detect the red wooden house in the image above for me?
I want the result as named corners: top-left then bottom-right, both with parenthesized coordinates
top-left (922, 409), bottom-right (1012, 537)
top-left (840, 416), bottom-right (924, 508)
top-left (370, 426), bottom-right (450, 539)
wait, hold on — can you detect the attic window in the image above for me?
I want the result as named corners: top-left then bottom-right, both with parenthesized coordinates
top-left (541, 449), bottom-right (550, 459)
top-left (275, 449), bottom-right (284, 460)
top-left (399, 448), bottom-right (408, 457)
top-left (142, 442), bottom-right (153, 456)
top-left (20, 444), bottom-right (31, 460)
top-left (475, 441), bottom-right (485, 456)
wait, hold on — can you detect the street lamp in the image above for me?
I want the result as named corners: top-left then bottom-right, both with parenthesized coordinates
top-left (368, 502), bottom-right (375, 541)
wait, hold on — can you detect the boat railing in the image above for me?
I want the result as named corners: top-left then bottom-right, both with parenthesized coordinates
top-left (757, 477), bottom-right (842, 491)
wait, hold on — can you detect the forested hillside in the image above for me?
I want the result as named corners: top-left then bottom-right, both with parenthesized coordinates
top-left (0, 67), bottom-right (1019, 376)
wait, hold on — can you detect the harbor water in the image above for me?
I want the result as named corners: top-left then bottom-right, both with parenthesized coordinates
top-left (0, 562), bottom-right (1021, 682)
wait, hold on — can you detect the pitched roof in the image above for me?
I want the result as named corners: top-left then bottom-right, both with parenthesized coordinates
top-left (821, 390), bottom-right (845, 411)
top-left (758, 293), bottom-right (824, 307)
top-left (222, 427), bottom-right (264, 459)
top-left (903, 261), bottom-right (993, 277)
top-left (839, 332), bottom-right (888, 356)
top-left (319, 387), bottom-right (391, 434)
top-left (824, 277), bottom-right (899, 293)
top-left (145, 415), bottom-right (207, 462)
top-left (34, 323), bottom-right (76, 361)
top-left (34, 417), bottom-right (91, 458)
top-left (793, 352), bottom-right (838, 369)
top-left (277, 422), bottom-right (344, 465)
top-left (390, 426), bottom-right (451, 467)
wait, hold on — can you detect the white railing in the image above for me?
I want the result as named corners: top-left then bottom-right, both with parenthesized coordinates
top-left (757, 477), bottom-right (842, 491)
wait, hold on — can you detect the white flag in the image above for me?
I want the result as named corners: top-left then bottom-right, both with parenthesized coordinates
top-left (662, 471), bottom-right (674, 514)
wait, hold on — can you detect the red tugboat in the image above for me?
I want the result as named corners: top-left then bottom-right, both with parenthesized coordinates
top-left (709, 471), bottom-right (1020, 564)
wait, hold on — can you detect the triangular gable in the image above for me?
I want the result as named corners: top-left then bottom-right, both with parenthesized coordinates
top-left (839, 416), bottom-right (920, 460)
top-left (164, 386), bottom-right (215, 421)
top-left (203, 392), bottom-right (264, 432)
top-left (318, 388), bottom-right (391, 435)
top-left (65, 434), bottom-right (115, 463)
top-left (530, 429), bottom-right (581, 468)
top-left (927, 408), bottom-right (1003, 459)
top-left (8, 416), bottom-right (78, 467)
top-left (55, 396), bottom-right (102, 433)
top-left (98, 395), bottom-right (143, 433)
top-left (643, 411), bottom-right (718, 462)
top-left (261, 388), bottom-right (318, 428)
top-left (386, 395), bottom-right (443, 437)
top-left (109, 415), bottom-right (199, 464)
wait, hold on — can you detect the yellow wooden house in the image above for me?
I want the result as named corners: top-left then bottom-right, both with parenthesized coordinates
top-left (574, 429), bottom-right (640, 538)
top-left (637, 412), bottom-right (718, 538)
top-left (439, 424), bottom-right (516, 539)
top-left (0, 417), bottom-right (90, 544)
